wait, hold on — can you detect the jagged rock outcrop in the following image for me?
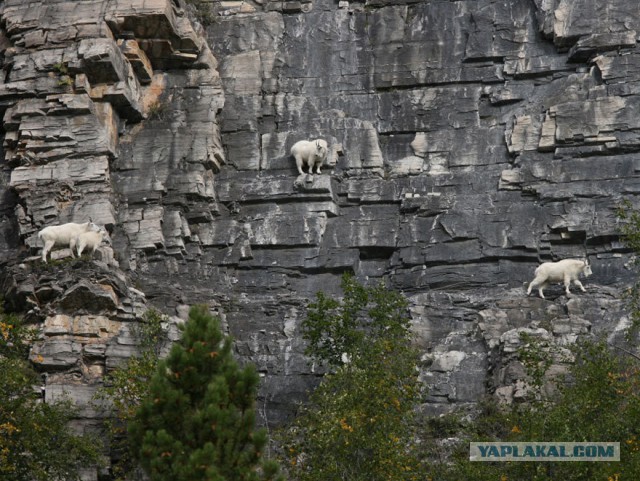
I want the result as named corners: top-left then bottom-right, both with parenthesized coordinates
top-left (1, 0), bottom-right (640, 477)
top-left (204, 0), bottom-right (639, 417)
top-left (0, 2), bottom-right (224, 478)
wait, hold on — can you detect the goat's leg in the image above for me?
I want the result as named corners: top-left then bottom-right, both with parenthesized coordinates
top-left (563, 274), bottom-right (573, 297)
top-left (538, 282), bottom-right (547, 299)
top-left (527, 276), bottom-right (543, 297)
top-left (42, 240), bottom-right (54, 263)
top-left (294, 155), bottom-right (305, 176)
top-left (574, 279), bottom-right (586, 292)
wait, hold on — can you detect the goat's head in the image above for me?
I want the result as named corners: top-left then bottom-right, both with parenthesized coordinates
top-left (315, 139), bottom-right (328, 157)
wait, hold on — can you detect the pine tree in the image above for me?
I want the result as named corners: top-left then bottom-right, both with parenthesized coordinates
top-left (128, 305), bottom-right (281, 481)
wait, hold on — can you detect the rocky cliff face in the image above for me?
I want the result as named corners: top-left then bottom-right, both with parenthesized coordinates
top-left (1, 0), bottom-right (639, 475)
top-left (205, 0), bottom-right (638, 416)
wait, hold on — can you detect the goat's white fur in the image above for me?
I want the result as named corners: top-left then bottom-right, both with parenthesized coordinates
top-left (72, 228), bottom-right (109, 258)
top-left (37, 221), bottom-right (98, 262)
top-left (527, 258), bottom-right (592, 299)
top-left (291, 139), bottom-right (329, 175)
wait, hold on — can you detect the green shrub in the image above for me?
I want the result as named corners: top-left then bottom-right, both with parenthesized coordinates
top-left (281, 274), bottom-right (423, 481)
top-left (426, 341), bottom-right (640, 480)
top-left (0, 311), bottom-right (101, 480)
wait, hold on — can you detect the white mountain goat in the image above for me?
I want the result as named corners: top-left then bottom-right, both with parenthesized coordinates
top-left (71, 227), bottom-right (110, 258)
top-left (291, 139), bottom-right (329, 175)
top-left (526, 258), bottom-right (592, 299)
top-left (37, 221), bottom-right (99, 262)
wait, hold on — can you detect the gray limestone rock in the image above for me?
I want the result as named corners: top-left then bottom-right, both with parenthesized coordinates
top-left (2, 2), bottom-right (640, 478)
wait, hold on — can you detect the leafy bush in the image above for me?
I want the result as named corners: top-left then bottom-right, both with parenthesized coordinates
top-left (281, 274), bottom-right (423, 481)
top-left (426, 341), bottom-right (640, 480)
top-left (0, 311), bottom-right (101, 480)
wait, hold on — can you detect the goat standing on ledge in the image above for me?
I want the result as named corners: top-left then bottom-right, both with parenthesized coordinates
top-left (71, 227), bottom-right (110, 258)
top-left (527, 258), bottom-right (592, 299)
top-left (37, 221), bottom-right (99, 263)
top-left (291, 139), bottom-right (329, 175)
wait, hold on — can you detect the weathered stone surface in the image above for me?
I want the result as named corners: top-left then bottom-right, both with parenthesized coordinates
top-left (2, 2), bottom-right (640, 478)
top-left (43, 314), bottom-right (121, 338)
top-left (59, 280), bottom-right (119, 313)
top-left (201, 0), bottom-right (640, 422)
top-left (30, 338), bottom-right (84, 369)
top-left (0, 4), bottom-right (225, 478)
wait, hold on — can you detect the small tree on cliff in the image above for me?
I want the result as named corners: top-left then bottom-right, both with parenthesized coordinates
top-left (128, 305), bottom-right (281, 481)
top-left (282, 274), bottom-right (422, 481)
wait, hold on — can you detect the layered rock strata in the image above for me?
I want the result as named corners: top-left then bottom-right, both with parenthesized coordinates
top-left (0, 4), bottom-right (639, 479)
top-left (0, 2), bottom-right (224, 478)
top-left (205, 0), bottom-right (640, 418)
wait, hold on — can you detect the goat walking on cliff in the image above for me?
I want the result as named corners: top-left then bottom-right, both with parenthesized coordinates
top-left (527, 258), bottom-right (592, 299)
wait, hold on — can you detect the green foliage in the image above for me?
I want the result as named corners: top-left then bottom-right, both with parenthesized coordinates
top-left (52, 62), bottom-right (68, 75)
top-left (96, 308), bottom-right (168, 480)
top-left (616, 199), bottom-right (640, 338)
top-left (616, 199), bottom-right (640, 255)
top-left (185, 0), bottom-right (215, 26)
top-left (0, 311), bottom-right (35, 359)
top-left (58, 75), bottom-right (73, 87)
top-left (0, 312), bottom-right (101, 480)
top-left (427, 341), bottom-right (640, 481)
top-left (302, 273), bottom-right (413, 367)
top-left (282, 274), bottom-right (422, 481)
top-left (147, 100), bottom-right (168, 121)
top-left (128, 305), bottom-right (281, 481)
top-left (516, 331), bottom-right (568, 399)
top-left (52, 62), bottom-right (73, 87)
